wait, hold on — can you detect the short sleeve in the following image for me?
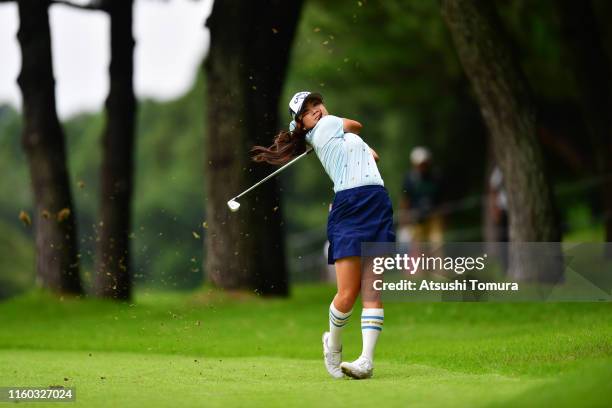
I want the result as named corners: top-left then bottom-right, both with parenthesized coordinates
top-left (306, 115), bottom-right (344, 147)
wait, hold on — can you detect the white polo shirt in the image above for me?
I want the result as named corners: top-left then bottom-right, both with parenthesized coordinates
top-left (305, 115), bottom-right (384, 193)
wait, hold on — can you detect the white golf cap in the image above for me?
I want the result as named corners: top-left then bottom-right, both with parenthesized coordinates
top-left (288, 91), bottom-right (323, 120)
top-left (410, 146), bottom-right (432, 165)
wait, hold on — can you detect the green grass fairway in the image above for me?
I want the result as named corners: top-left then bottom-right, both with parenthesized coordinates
top-left (0, 285), bottom-right (610, 407)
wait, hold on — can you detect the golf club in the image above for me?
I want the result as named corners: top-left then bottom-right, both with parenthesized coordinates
top-left (227, 148), bottom-right (313, 212)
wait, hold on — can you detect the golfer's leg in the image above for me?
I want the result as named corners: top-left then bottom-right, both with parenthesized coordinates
top-left (328, 256), bottom-right (360, 351)
top-left (337, 258), bottom-right (379, 379)
top-left (360, 259), bottom-right (384, 366)
top-left (334, 256), bottom-right (361, 310)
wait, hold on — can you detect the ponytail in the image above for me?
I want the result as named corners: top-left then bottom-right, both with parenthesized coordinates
top-left (251, 126), bottom-right (308, 166)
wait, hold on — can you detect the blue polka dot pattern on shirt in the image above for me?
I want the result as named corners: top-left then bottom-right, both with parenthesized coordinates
top-left (305, 115), bottom-right (384, 192)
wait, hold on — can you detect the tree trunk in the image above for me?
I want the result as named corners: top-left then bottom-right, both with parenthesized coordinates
top-left (442, 0), bottom-right (562, 282)
top-left (94, 0), bottom-right (136, 300)
top-left (16, 0), bottom-right (82, 294)
top-left (554, 0), bottom-right (612, 256)
top-left (204, 0), bottom-right (304, 295)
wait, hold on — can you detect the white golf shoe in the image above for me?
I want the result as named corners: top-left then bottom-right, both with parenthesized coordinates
top-left (340, 356), bottom-right (373, 379)
top-left (322, 332), bottom-right (344, 379)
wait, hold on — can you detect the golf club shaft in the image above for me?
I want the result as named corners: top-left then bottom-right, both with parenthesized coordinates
top-left (231, 148), bottom-right (313, 201)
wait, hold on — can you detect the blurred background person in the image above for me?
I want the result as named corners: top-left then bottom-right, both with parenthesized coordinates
top-left (486, 165), bottom-right (509, 274)
top-left (488, 166), bottom-right (509, 243)
top-left (397, 147), bottom-right (445, 276)
top-left (398, 147), bottom-right (445, 245)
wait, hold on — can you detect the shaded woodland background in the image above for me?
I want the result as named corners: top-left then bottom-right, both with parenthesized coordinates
top-left (1, 0), bottom-right (611, 300)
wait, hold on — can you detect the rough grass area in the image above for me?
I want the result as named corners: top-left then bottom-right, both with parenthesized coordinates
top-left (0, 285), bottom-right (610, 407)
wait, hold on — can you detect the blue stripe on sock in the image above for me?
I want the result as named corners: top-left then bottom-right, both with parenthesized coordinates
top-left (330, 319), bottom-right (346, 328)
top-left (330, 309), bottom-right (351, 321)
top-left (361, 325), bottom-right (383, 331)
top-left (361, 315), bottom-right (384, 320)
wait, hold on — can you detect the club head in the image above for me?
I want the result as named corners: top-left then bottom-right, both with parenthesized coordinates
top-left (227, 199), bottom-right (241, 212)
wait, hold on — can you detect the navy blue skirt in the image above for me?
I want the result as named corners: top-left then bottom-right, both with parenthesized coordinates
top-left (327, 185), bottom-right (395, 265)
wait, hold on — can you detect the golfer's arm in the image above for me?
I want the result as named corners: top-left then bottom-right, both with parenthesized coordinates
top-left (370, 148), bottom-right (380, 162)
top-left (342, 118), bottom-right (362, 134)
top-left (341, 117), bottom-right (377, 160)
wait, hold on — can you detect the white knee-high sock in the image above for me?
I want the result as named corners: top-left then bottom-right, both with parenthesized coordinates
top-left (361, 308), bottom-right (384, 361)
top-left (329, 301), bottom-right (352, 352)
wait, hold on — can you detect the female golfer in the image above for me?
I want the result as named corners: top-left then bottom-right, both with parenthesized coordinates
top-left (252, 91), bottom-right (395, 379)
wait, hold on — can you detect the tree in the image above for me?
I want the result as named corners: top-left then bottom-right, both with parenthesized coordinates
top-left (47, 0), bottom-right (137, 299)
top-left (93, 0), bottom-right (137, 300)
top-left (204, 0), bottom-right (304, 295)
top-left (16, 0), bottom-right (83, 294)
top-left (554, 0), bottom-right (612, 256)
top-left (441, 0), bottom-right (562, 282)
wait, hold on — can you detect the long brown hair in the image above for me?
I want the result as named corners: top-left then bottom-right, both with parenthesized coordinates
top-left (251, 124), bottom-right (308, 166)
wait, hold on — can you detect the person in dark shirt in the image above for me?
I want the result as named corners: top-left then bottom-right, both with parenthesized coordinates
top-left (398, 147), bottom-right (444, 245)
